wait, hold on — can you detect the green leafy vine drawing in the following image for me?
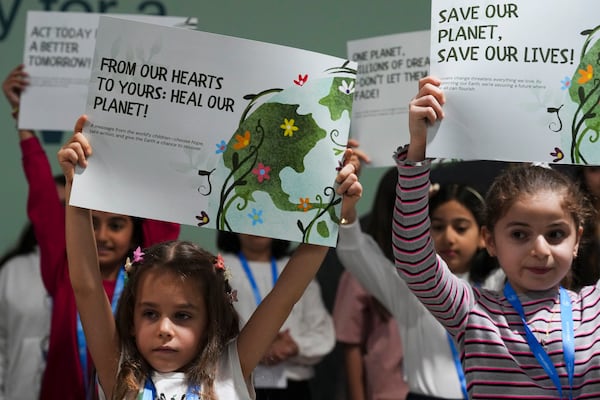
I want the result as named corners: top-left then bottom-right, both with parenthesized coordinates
top-left (569, 25), bottom-right (600, 163)
top-left (215, 64), bottom-right (355, 242)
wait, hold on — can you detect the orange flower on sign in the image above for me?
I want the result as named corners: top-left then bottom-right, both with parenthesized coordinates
top-left (233, 130), bottom-right (251, 150)
top-left (577, 64), bottom-right (593, 84)
top-left (297, 197), bottom-right (312, 212)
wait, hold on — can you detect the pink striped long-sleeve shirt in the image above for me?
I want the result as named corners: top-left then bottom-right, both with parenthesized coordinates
top-left (392, 150), bottom-right (600, 399)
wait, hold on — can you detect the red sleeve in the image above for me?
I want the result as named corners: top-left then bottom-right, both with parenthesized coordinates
top-left (21, 136), bottom-right (66, 296)
top-left (141, 218), bottom-right (180, 247)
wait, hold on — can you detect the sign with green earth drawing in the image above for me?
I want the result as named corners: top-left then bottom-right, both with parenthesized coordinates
top-left (69, 16), bottom-right (356, 246)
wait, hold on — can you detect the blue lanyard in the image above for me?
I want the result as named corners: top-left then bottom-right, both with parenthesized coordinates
top-left (142, 377), bottom-right (200, 400)
top-left (504, 283), bottom-right (574, 399)
top-left (443, 276), bottom-right (478, 399)
top-left (76, 267), bottom-right (125, 392)
top-left (238, 252), bottom-right (278, 306)
top-left (446, 332), bottom-right (468, 400)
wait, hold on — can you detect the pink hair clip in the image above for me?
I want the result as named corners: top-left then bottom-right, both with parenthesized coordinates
top-left (214, 253), bottom-right (233, 281)
top-left (133, 246), bottom-right (145, 263)
top-left (124, 247), bottom-right (144, 274)
top-left (214, 253), bottom-right (225, 270)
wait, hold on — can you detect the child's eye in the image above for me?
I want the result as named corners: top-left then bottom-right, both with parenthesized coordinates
top-left (510, 230), bottom-right (527, 240)
top-left (431, 223), bottom-right (445, 232)
top-left (453, 223), bottom-right (470, 234)
top-left (546, 230), bottom-right (566, 243)
top-left (109, 221), bottom-right (126, 231)
top-left (174, 312), bottom-right (192, 321)
top-left (142, 310), bottom-right (158, 319)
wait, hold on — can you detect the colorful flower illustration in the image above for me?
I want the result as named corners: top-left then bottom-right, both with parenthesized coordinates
top-left (195, 211), bottom-right (210, 226)
top-left (577, 64), bottom-right (593, 85)
top-left (339, 80), bottom-right (355, 95)
top-left (297, 197), bottom-right (313, 212)
top-left (247, 208), bottom-right (264, 225)
top-left (233, 130), bottom-right (251, 150)
top-left (215, 140), bottom-right (227, 154)
top-left (560, 76), bottom-right (571, 90)
top-left (550, 147), bottom-right (564, 162)
top-left (280, 118), bottom-right (299, 137)
top-left (215, 61), bottom-right (355, 244)
top-left (252, 162), bottom-right (271, 183)
top-left (294, 74), bottom-right (308, 86)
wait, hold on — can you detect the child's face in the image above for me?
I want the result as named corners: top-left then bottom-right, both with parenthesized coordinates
top-left (431, 200), bottom-right (483, 274)
top-left (483, 190), bottom-right (582, 294)
top-left (133, 269), bottom-right (208, 373)
top-left (92, 211), bottom-right (135, 273)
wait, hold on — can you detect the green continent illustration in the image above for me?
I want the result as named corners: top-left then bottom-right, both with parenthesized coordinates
top-left (221, 102), bottom-right (325, 211)
top-left (319, 77), bottom-right (354, 121)
top-left (215, 72), bottom-right (355, 243)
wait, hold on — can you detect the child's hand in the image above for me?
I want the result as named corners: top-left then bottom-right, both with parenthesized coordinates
top-left (346, 138), bottom-right (371, 176)
top-left (58, 115), bottom-right (92, 183)
top-left (407, 76), bottom-right (445, 162)
top-left (261, 330), bottom-right (299, 365)
top-left (337, 148), bottom-right (363, 222)
top-left (2, 64), bottom-right (28, 110)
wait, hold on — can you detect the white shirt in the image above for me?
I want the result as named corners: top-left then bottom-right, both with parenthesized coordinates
top-left (337, 220), bottom-right (504, 398)
top-left (99, 340), bottom-right (255, 399)
top-left (0, 248), bottom-right (51, 400)
top-left (223, 253), bottom-right (335, 382)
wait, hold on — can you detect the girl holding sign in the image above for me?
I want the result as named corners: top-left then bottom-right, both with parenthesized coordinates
top-left (392, 75), bottom-right (600, 398)
top-left (58, 116), bottom-right (362, 399)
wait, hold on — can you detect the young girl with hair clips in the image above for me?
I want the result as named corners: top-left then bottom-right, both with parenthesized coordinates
top-left (336, 166), bottom-right (503, 400)
top-left (58, 115), bottom-right (362, 399)
top-left (3, 64), bottom-right (181, 399)
top-left (392, 75), bottom-right (600, 398)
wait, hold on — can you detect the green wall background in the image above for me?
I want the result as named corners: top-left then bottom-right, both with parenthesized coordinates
top-left (0, 0), bottom-right (431, 255)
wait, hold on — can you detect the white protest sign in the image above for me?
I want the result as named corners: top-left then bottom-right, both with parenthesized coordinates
top-left (428, 0), bottom-right (600, 165)
top-left (69, 16), bottom-right (356, 246)
top-left (348, 30), bottom-right (430, 166)
top-left (18, 11), bottom-right (196, 131)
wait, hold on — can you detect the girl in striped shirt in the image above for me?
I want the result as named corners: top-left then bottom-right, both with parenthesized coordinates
top-left (393, 75), bottom-right (600, 399)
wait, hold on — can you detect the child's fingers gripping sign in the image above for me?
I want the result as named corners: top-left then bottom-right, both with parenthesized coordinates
top-left (58, 115), bottom-right (93, 181)
top-left (337, 149), bottom-right (362, 201)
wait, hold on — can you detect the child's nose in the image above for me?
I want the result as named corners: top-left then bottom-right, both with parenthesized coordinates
top-left (530, 235), bottom-right (551, 257)
top-left (158, 318), bottom-right (174, 338)
top-left (95, 224), bottom-right (109, 241)
top-left (444, 227), bottom-right (457, 243)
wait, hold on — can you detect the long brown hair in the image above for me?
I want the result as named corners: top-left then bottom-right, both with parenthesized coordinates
top-left (113, 240), bottom-right (240, 400)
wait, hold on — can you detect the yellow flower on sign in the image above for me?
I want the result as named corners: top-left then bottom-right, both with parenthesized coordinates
top-left (280, 118), bottom-right (299, 137)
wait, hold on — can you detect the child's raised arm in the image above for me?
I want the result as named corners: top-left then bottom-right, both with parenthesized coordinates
top-left (236, 150), bottom-right (362, 378)
top-left (59, 115), bottom-right (120, 399)
top-left (407, 76), bottom-right (445, 162)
